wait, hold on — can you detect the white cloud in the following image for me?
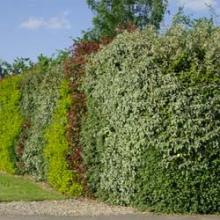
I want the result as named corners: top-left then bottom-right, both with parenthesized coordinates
top-left (20, 13), bottom-right (71, 30)
top-left (178, 0), bottom-right (217, 11)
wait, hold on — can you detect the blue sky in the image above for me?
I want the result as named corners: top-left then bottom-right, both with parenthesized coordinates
top-left (0, 0), bottom-right (219, 63)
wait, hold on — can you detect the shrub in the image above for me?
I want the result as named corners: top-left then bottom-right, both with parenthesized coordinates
top-left (81, 20), bottom-right (220, 213)
top-left (20, 59), bottom-right (64, 179)
top-left (64, 30), bottom-right (133, 192)
top-left (0, 76), bottom-right (23, 173)
top-left (44, 80), bottom-right (82, 196)
top-left (64, 39), bottom-right (111, 192)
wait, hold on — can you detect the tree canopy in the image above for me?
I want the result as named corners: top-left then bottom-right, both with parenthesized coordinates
top-left (86, 0), bottom-right (167, 38)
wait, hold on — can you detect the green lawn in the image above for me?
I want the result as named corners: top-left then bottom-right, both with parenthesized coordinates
top-left (0, 173), bottom-right (65, 202)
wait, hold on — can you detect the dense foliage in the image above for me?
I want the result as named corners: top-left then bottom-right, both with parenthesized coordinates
top-left (19, 57), bottom-right (64, 179)
top-left (1, 8), bottom-right (220, 213)
top-left (44, 80), bottom-right (82, 196)
top-left (0, 76), bottom-right (23, 173)
top-left (64, 39), bottom-right (111, 192)
top-left (0, 52), bottom-right (84, 197)
top-left (86, 0), bottom-right (167, 38)
top-left (82, 21), bottom-right (220, 213)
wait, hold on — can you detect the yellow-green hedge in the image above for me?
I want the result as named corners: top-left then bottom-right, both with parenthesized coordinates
top-left (44, 80), bottom-right (83, 196)
top-left (0, 76), bottom-right (23, 174)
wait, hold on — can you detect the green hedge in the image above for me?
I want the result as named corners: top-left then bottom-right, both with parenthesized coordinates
top-left (44, 80), bottom-right (82, 196)
top-left (0, 76), bottom-right (23, 174)
top-left (82, 20), bottom-right (220, 213)
top-left (20, 60), bottom-right (64, 179)
top-left (0, 54), bottom-right (83, 197)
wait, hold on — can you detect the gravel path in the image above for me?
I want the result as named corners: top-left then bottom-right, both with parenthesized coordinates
top-left (0, 198), bottom-right (137, 216)
top-left (1, 216), bottom-right (220, 220)
top-left (0, 199), bottom-right (219, 220)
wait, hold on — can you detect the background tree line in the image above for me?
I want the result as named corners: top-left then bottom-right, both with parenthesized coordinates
top-left (0, 0), bottom-right (167, 79)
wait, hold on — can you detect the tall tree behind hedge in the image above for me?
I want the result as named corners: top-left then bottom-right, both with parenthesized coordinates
top-left (86, 0), bottom-right (167, 38)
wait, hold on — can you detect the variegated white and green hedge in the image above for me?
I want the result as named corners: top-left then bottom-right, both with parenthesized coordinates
top-left (82, 20), bottom-right (220, 213)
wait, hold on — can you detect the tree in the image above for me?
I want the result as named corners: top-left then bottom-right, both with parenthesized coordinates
top-left (11, 57), bottom-right (33, 75)
top-left (0, 64), bottom-right (3, 79)
top-left (0, 60), bottom-right (11, 79)
top-left (0, 58), bottom-right (33, 79)
top-left (86, 0), bottom-right (167, 38)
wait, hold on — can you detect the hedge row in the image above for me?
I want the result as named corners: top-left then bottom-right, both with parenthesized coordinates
top-left (44, 80), bottom-right (83, 196)
top-left (0, 20), bottom-right (219, 213)
top-left (19, 58), bottom-right (64, 179)
top-left (0, 56), bottom-right (83, 196)
top-left (64, 41), bottom-right (101, 191)
top-left (0, 76), bottom-right (23, 174)
top-left (81, 20), bottom-right (220, 213)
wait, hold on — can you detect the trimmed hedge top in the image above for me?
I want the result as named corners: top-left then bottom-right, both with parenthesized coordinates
top-left (82, 20), bottom-right (220, 213)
